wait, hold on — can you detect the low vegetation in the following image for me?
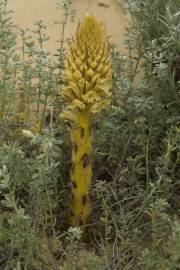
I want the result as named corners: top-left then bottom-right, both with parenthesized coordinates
top-left (0, 0), bottom-right (179, 269)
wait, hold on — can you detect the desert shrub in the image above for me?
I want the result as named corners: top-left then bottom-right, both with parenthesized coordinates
top-left (90, 0), bottom-right (180, 269)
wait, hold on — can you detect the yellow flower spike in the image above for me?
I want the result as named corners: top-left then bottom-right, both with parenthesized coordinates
top-left (60, 14), bottom-right (112, 229)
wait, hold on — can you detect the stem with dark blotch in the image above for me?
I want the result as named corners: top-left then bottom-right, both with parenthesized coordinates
top-left (69, 110), bottom-right (92, 227)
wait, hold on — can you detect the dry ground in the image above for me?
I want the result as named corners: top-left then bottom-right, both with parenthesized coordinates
top-left (9, 0), bottom-right (129, 52)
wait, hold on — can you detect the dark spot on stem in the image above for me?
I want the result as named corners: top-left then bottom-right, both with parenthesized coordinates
top-left (80, 127), bottom-right (85, 138)
top-left (81, 153), bottom-right (90, 168)
top-left (72, 181), bottom-right (77, 189)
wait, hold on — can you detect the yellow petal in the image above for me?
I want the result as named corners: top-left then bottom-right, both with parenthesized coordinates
top-left (86, 69), bottom-right (94, 78)
top-left (60, 111), bottom-right (77, 122)
top-left (74, 70), bottom-right (82, 80)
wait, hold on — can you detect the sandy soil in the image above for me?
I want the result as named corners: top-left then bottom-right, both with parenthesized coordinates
top-left (8, 0), bottom-right (129, 53)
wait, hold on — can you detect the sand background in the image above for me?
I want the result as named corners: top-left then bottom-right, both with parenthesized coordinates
top-left (8, 0), bottom-right (129, 53)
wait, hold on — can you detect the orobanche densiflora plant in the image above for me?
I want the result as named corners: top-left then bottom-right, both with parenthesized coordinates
top-left (60, 14), bottom-right (112, 227)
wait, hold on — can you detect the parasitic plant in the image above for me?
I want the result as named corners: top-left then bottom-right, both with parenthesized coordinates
top-left (60, 14), bottom-right (112, 227)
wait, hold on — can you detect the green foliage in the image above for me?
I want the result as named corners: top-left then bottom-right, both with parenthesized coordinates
top-left (0, 0), bottom-right (179, 269)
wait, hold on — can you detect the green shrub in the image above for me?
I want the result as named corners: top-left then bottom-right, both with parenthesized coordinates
top-left (0, 0), bottom-right (179, 269)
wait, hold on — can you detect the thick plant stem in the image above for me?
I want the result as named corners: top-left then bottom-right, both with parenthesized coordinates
top-left (69, 110), bottom-right (92, 226)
